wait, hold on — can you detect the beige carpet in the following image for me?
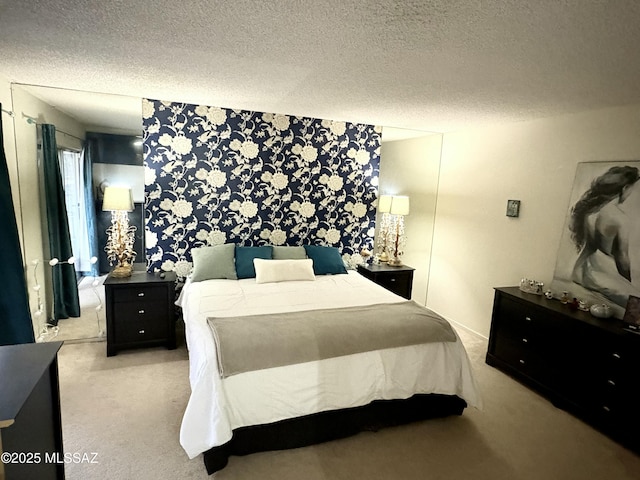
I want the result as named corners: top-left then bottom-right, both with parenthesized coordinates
top-left (56, 323), bottom-right (640, 480)
top-left (42, 275), bottom-right (108, 344)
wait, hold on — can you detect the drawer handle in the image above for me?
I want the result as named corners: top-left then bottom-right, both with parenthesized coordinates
top-left (612, 353), bottom-right (621, 359)
top-left (138, 292), bottom-right (145, 297)
top-left (519, 359), bottom-right (525, 365)
top-left (602, 406), bottom-right (611, 412)
top-left (138, 329), bottom-right (145, 334)
top-left (525, 316), bottom-right (532, 322)
top-left (607, 379), bottom-right (616, 386)
top-left (390, 278), bottom-right (396, 282)
top-left (522, 338), bottom-right (528, 343)
top-left (138, 309), bottom-right (145, 314)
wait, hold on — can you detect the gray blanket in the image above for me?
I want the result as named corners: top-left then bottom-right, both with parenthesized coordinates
top-left (207, 301), bottom-right (457, 378)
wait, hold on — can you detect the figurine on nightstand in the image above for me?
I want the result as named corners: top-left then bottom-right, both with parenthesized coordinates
top-left (590, 303), bottom-right (613, 319)
top-left (569, 298), bottom-right (579, 311)
top-left (519, 278), bottom-right (544, 295)
top-left (360, 248), bottom-right (372, 265)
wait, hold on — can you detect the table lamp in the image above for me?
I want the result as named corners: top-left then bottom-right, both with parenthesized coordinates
top-left (387, 195), bottom-right (410, 267)
top-left (102, 186), bottom-right (136, 277)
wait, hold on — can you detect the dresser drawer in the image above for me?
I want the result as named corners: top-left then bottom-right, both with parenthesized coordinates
top-left (112, 285), bottom-right (167, 303)
top-left (492, 335), bottom-right (557, 385)
top-left (495, 296), bottom-right (555, 336)
top-left (111, 300), bottom-right (169, 324)
top-left (601, 345), bottom-right (639, 376)
top-left (376, 273), bottom-right (411, 296)
top-left (583, 385), bottom-right (638, 430)
top-left (116, 319), bottom-right (167, 344)
top-left (356, 264), bottom-right (414, 299)
top-left (493, 295), bottom-right (575, 349)
top-left (585, 347), bottom-right (638, 405)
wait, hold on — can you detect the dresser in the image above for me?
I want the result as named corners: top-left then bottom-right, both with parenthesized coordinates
top-left (487, 287), bottom-right (640, 452)
top-left (0, 341), bottom-right (64, 480)
top-left (356, 264), bottom-right (415, 299)
top-left (104, 269), bottom-right (177, 356)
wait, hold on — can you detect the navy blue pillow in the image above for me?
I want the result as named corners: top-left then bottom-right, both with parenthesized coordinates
top-left (303, 246), bottom-right (347, 275)
top-left (235, 246), bottom-right (273, 279)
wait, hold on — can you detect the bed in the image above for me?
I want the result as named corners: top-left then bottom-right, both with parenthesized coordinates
top-left (177, 266), bottom-right (481, 474)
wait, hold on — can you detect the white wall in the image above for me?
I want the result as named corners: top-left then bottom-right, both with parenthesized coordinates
top-left (379, 134), bottom-right (442, 305)
top-left (428, 104), bottom-right (640, 337)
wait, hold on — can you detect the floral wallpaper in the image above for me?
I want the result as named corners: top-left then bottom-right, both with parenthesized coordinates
top-left (142, 99), bottom-right (381, 278)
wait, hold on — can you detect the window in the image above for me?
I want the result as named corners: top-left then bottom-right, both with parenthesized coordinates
top-left (58, 149), bottom-right (91, 274)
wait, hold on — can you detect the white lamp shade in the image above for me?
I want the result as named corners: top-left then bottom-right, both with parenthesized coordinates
top-left (102, 186), bottom-right (133, 212)
top-left (390, 195), bottom-right (410, 215)
top-left (378, 195), bottom-right (392, 213)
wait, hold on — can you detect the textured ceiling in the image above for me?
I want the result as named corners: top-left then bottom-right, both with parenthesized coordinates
top-left (2, 0), bottom-right (640, 133)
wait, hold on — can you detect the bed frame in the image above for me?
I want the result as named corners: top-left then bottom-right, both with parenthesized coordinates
top-left (202, 393), bottom-right (467, 474)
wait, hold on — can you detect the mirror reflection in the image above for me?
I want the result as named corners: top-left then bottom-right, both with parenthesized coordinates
top-left (11, 83), bottom-right (143, 342)
top-left (378, 128), bottom-right (443, 306)
top-left (10, 84), bottom-right (440, 342)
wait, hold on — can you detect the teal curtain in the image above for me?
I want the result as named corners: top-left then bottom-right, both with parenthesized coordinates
top-left (0, 104), bottom-right (35, 345)
top-left (82, 139), bottom-right (99, 276)
top-left (41, 124), bottom-right (80, 323)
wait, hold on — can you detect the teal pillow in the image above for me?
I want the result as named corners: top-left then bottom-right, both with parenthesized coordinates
top-left (235, 246), bottom-right (273, 279)
top-left (191, 244), bottom-right (237, 281)
top-left (272, 246), bottom-right (307, 260)
top-left (303, 245), bottom-right (347, 275)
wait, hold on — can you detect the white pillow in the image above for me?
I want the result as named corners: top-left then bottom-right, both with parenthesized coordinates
top-left (254, 259), bottom-right (316, 284)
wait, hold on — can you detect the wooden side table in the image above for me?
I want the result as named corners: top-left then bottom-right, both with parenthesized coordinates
top-left (356, 263), bottom-right (415, 299)
top-left (104, 269), bottom-right (176, 356)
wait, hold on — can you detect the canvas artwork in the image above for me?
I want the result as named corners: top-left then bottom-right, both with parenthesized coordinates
top-left (550, 161), bottom-right (640, 319)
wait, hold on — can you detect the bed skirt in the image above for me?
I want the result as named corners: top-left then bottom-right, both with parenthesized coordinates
top-left (203, 393), bottom-right (467, 474)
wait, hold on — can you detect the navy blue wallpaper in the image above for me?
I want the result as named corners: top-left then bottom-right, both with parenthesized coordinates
top-left (142, 99), bottom-right (381, 277)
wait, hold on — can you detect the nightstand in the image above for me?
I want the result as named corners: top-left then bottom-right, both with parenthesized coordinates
top-left (356, 263), bottom-right (415, 299)
top-left (104, 269), bottom-right (177, 356)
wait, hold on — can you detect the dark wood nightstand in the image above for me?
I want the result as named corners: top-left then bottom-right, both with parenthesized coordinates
top-left (356, 263), bottom-right (415, 299)
top-left (104, 269), bottom-right (177, 356)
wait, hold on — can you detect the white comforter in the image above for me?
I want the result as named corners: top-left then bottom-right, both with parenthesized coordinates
top-left (177, 271), bottom-right (481, 459)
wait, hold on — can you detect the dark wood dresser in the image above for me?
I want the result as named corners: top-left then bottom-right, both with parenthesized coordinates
top-left (357, 263), bottom-right (415, 299)
top-left (0, 341), bottom-right (65, 480)
top-left (104, 269), bottom-right (177, 356)
top-left (487, 287), bottom-right (640, 452)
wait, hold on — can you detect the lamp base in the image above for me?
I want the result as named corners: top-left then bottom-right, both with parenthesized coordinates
top-left (110, 264), bottom-right (133, 278)
top-left (387, 258), bottom-right (404, 267)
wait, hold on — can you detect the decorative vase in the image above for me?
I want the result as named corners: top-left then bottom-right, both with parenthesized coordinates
top-left (569, 298), bottom-right (579, 311)
top-left (589, 303), bottom-right (613, 319)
